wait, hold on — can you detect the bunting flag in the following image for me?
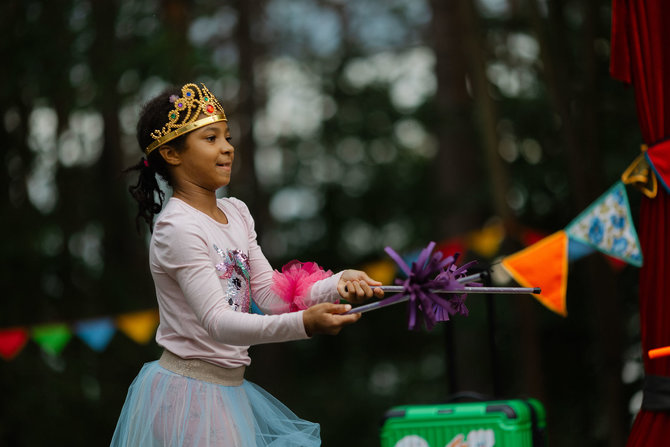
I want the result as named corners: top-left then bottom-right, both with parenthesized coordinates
top-left (32, 324), bottom-right (72, 356)
top-left (501, 231), bottom-right (569, 316)
top-left (568, 238), bottom-right (596, 262)
top-left (0, 328), bottom-right (29, 361)
top-left (74, 318), bottom-right (116, 352)
top-left (565, 181), bottom-right (643, 267)
top-left (568, 229), bottom-right (628, 271)
top-left (604, 255), bottom-right (627, 272)
top-left (115, 309), bottom-right (160, 344)
top-left (400, 250), bottom-right (421, 277)
top-left (361, 259), bottom-right (398, 286)
top-left (436, 238), bottom-right (467, 261)
top-left (467, 221), bottom-right (505, 258)
top-left (646, 138), bottom-right (670, 194)
top-left (520, 228), bottom-right (548, 247)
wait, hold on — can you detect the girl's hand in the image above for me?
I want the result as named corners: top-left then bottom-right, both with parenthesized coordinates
top-left (303, 303), bottom-right (361, 336)
top-left (337, 269), bottom-right (384, 304)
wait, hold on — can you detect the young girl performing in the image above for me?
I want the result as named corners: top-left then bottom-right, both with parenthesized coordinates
top-left (111, 82), bottom-right (383, 446)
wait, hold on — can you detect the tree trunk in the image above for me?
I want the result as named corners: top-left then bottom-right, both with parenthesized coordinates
top-left (460, 0), bottom-right (514, 227)
top-left (90, 0), bottom-right (153, 311)
top-left (429, 0), bottom-right (486, 237)
top-left (231, 0), bottom-right (267, 234)
top-left (162, 0), bottom-right (193, 82)
top-left (429, 0), bottom-right (492, 396)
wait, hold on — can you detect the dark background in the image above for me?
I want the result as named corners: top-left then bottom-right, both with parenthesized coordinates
top-left (1, 0), bottom-right (644, 445)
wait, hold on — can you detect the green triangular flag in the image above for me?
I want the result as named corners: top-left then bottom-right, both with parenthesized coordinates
top-left (32, 324), bottom-right (72, 356)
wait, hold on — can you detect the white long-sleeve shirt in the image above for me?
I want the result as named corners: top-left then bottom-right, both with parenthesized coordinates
top-left (151, 197), bottom-right (342, 368)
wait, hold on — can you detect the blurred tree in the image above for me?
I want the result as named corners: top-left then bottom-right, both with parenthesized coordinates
top-left (429, 0), bottom-right (491, 235)
top-left (526, 1), bottom-right (626, 444)
top-left (229, 0), bottom-right (268, 229)
top-left (89, 0), bottom-right (152, 314)
top-left (163, 0), bottom-right (193, 81)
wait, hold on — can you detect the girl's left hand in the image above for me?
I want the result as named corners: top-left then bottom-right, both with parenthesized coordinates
top-left (337, 270), bottom-right (384, 304)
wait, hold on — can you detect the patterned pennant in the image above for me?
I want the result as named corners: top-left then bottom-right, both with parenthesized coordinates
top-left (74, 318), bottom-right (116, 352)
top-left (565, 181), bottom-right (642, 267)
top-left (32, 324), bottom-right (72, 356)
top-left (0, 327), bottom-right (29, 361)
top-left (568, 234), bottom-right (627, 271)
top-left (115, 309), bottom-right (159, 344)
top-left (502, 231), bottom-right (569, 316)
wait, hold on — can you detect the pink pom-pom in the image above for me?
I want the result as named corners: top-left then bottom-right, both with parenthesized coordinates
top-left (271, 261), bottom-right (333, 311)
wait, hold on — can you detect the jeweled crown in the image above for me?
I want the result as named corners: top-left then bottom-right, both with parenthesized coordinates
top-left (145, 83), bottom-right (227, 155)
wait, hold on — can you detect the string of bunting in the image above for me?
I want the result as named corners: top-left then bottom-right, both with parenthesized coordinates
top-left (501, 180), bottom-right (642, 316)
top-left (0, 310), bottom-right (159, 361)
top-left (0, 178), bottom-right (643, 361)
top-left (361, 180), bottom-right (642, 318)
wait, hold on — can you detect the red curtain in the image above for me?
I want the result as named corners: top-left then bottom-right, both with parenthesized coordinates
top-left (610, 1), bottom-right (670, 445)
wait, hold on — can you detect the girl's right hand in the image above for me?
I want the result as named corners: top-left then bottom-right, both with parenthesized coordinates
top-left (303, 303), bottom-right (361, 336)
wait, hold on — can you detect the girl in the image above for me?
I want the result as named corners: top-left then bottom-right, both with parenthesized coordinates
top-left (111, 83), bottom-right (383, 446)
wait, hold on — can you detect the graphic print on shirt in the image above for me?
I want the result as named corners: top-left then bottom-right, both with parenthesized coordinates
top-left (213, 245), bottom-right (251, 313)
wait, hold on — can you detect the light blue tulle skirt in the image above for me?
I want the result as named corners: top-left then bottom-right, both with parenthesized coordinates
top-left (110, 359), bottom-right (320, 446)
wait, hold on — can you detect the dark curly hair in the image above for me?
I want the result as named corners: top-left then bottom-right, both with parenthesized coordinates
top-left (124, 86), bottom-right (187, 232)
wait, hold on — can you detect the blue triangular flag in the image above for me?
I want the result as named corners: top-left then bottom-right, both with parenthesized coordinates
top-left (74, 318), bottom-right (116, 352)
top-left (565, 181), bottom-right (642, 267)
top-left (399, 249), bottom-right (422, 278)
top-left (567, 238), bottom-right (596, 262)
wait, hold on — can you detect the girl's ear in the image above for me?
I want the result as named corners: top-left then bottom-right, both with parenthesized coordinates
top-left (158, 145), bottom-right (182, 166)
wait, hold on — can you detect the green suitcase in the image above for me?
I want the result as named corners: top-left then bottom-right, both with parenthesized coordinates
top-left (380, 398), bottom-right (546, 447)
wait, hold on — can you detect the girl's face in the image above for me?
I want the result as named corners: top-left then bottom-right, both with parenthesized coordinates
top-left (177, 120), bottom-right (234, 191)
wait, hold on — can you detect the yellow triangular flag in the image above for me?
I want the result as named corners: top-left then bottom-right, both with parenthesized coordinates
top-left (360, 259), bottom-right (397, 285)
top-left (501, 230), bottom-right (568, 316)
top-left (115, 309), bottom-right (159, 344)
top-left (468, 220), bottom-right (506, 258)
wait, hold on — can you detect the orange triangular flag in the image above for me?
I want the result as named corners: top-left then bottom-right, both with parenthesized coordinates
top-left (115, 309), bottom-right (159, 344)
top-left (501, 230), bottom-right (568, 316)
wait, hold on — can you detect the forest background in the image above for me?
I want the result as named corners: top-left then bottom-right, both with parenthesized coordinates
top-left (1, 0), bottom-right (645, 446)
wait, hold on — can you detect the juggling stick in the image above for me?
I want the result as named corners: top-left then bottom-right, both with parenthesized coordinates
top-left (649, 346), bottom-right (670, 359)
top-left (344, 286), bottom-right (541, 315)
top-left (375, 285), bottom-right (541, 294)
top-left (350, 241), bottom-right (542, 330)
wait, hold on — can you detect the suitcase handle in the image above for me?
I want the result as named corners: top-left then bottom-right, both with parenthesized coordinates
top-left (445, 391), bottom-right (493, 403)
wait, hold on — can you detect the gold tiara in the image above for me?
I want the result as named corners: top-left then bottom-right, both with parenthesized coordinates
top-left (145, 83), bottom-right (227, 155)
